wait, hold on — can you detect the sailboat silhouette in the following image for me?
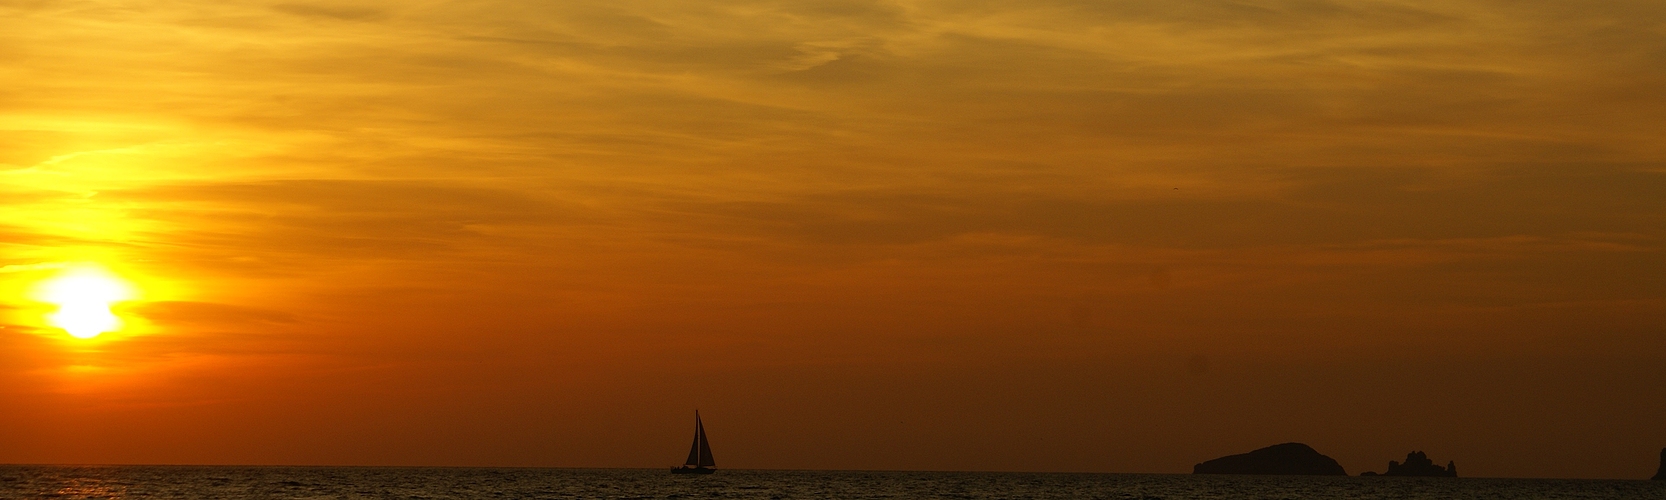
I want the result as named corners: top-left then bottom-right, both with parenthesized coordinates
top-left (670, 411), bottom-right (716, 474)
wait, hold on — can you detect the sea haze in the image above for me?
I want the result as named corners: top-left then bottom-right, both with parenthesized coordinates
top-left (1, 466), bottom-right (1660, 499)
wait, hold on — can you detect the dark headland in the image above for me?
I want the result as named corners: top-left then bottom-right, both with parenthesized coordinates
top-left (1359, 451), bottom-right (1457, 477)
top-left (1193, 442), bottom-right (1348, 475)
top-left (1654, 447), bottom-right (1665, 480)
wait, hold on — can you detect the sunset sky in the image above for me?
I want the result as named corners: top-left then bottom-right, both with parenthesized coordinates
top-left (1, 0), bottom-right (1663, 479)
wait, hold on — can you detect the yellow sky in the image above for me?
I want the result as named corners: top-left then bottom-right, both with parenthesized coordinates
top-left (1, 0), bottom-right (1663, 477)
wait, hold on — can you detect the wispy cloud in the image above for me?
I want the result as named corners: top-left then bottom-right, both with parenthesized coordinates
top-left (0, 0), bottom-right (1661, 475)
top-left (0, 263), bottom-right (66, 273)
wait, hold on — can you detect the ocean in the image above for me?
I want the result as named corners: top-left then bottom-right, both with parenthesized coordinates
top-left (1, 466), bottom-right (1660, 499)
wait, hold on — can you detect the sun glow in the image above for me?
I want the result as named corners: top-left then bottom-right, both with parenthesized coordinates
top-left (37, 267), bottom-right (134, 339)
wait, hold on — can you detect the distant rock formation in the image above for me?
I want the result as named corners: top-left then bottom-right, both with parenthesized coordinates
top-left (1653, 448), bottom-right (1664, 480)
top-left (1361, 451), bottom-right (1457, 477)
top-left (1193, 443), bottom-right (1348, 476)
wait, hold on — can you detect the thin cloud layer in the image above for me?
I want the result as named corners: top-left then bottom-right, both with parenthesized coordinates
top-left (0, 0), bottom-right (1661, 477)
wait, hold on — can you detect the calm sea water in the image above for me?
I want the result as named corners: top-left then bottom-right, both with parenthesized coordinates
top-left (0, 467), bottom-right (1660, 500)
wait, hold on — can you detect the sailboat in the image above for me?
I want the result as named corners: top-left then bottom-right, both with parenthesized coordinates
top-left (670, 411), bottom-right (716, 474)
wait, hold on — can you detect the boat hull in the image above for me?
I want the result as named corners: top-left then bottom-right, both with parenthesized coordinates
top-left (670, 466), bottom-right (716, 474)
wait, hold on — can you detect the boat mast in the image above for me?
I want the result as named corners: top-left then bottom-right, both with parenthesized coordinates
top-left (695, 412), bottom-right (715, 467)
top-left (683, 411), bottom-right (702, 466)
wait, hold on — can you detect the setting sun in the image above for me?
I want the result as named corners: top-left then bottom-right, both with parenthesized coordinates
top-left (36, 267), bottom-right (133, 339)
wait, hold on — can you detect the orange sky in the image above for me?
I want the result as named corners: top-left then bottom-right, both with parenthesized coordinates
top-left (1, 0), bottom-right (1663, 478)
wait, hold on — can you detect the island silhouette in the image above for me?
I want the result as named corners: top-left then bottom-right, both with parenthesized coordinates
top-left (1359, 451), bottom-right (1457, 477)
top-left (1654, 448), bottom-right (1665, 480)
top-left (1192, 443), bottom-right (1347, 475)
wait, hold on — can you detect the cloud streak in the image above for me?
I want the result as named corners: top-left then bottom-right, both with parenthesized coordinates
top-left (0, 263), bottom-right (66, 273)
top-left (0, 0), bottom-right (1660, 476)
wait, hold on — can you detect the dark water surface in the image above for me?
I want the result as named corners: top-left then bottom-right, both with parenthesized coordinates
top-left (0, 467), bottom-right (1660, 499)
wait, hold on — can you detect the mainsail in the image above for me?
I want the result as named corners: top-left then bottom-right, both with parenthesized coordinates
top-left (683, 428), bottom-right (700, 466)
top-left (695, 413), bottom-right (715, 467)
top-left (684, 411), bottom-right (715, 468)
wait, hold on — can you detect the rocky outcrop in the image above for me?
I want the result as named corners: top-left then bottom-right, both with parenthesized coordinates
top-left (1193, 443), bottom-right (1347, 476)
top-left (1362, 451), bottom-right (1457, 477)
top-left (1653, 448), bottom-right (1665, 480)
